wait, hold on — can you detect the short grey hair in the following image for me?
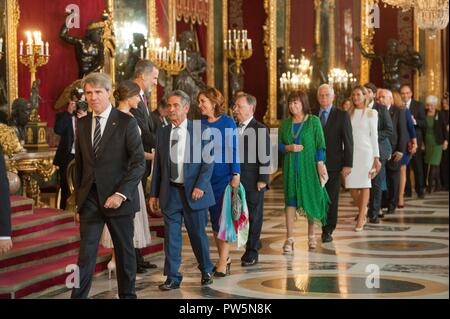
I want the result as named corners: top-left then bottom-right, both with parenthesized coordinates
top-left (134, 60), bottom-right (157, 79)
top-left (237, 93), bottom-right (257, 107)
top-left (384, 89), bottom-right (393, 99)
top-left (82, 72), bottom-right (112, 92)
top-left (426, 95), bottom-right (439, 106)
top-left (168, 90), bottom-right (191, 106)
top-left (318, 84), bottom-right (335, 96)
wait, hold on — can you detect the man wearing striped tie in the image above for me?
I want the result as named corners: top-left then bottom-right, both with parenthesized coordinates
top-left (71, 73), bottom-right (145, 299)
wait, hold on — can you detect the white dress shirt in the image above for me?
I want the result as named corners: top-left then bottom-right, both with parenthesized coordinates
top-left (238, 116), bottom-right (254, 135)
top-left (405, 99), bottom-right (412, 109)
top-left (170, 118), bottom-right (188, 184)
top-left (91, 104), bottom-right (112, 144)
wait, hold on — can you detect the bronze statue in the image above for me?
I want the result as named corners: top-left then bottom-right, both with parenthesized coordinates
top-left (123, 33), bottom-right (146, 81)
top-left (174, 31), bottom-right (207, 119)
top-left (356, 37), bottom-right (423, 91)
top-left (9, 98), bottom-right (32, 144)
top-left (60, 16), bottom-right (105, 78)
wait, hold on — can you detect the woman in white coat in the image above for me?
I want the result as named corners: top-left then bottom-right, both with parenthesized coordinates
top-left (345, 85), bottom-right (380, 232)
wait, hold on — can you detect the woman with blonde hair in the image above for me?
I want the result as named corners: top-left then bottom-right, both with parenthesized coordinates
top-left (346, 85), bottom-right (380, 231)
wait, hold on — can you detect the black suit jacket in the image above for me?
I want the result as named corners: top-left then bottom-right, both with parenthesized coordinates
top-left (372, 103), bottom-right (393, 160)
top-left (150, 109), bottom-right (168, 134)
top-left (130, 98), bottom-right (155, 153)
top-left (0, 146), bottom-right (11, 237)
top-left (238, 118), bottom-right (271, 192)
top-left (314, 107), bottom-right (353, 172)
top-left (74, 108), bottom-right (145, 217)
top-left (53, 111), bottom-right (75, 167)
top-left (409, 99), bottom-right (426, 147)
top-left (388, 105), bottom-right (408, 154)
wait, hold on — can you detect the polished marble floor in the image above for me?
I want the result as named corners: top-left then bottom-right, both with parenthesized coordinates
top-left (42, 182), bottom-right (449, 299)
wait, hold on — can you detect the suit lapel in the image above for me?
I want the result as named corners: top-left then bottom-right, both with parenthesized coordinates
top-left (96, 108), bottom-right (119, 159)
top-left (324, 107), bottom-right (336, 132)
top-left (84, 113), bottom-right (94, 158)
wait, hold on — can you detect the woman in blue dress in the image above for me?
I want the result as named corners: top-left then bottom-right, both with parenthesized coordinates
top-left (394, 91), bottom-right (417, 208)
top-left (197, 87), bottom-right (240, 277)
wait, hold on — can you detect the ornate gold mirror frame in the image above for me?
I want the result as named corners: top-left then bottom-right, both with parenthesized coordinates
top-left (5, 0), bottom-right (19, 115)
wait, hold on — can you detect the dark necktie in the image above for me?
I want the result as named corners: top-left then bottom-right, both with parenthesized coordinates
top-left (320, 111), bottom-right (327, 128)
top-left (170, 127), bottom-right (180, 181)
top-left (93, 116), bottom-right (102, 157)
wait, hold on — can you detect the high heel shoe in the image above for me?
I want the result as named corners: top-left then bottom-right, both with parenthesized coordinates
top-left (308, 235), bottom-right (317, 250)
top-left (355, 217), bottom-right (367, 232)
top-left (107, 259), bottom-right (116, 279)
top-left (283, 237), bottom-right (295, 254)
top-left (214, 257), bottom-right (231, 277)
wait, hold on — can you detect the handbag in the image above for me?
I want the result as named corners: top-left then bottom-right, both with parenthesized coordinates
top-left (231, 186), bottom-right (242, 221)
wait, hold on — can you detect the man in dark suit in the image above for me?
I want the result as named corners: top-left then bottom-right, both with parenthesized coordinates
top-left (315, 84), bottom-right (353, 243)
top-left (365, 83), bottom-right (393, 223)
top-left (53, 88), bottom-right (87, 210)
top-left (400, 84), bottom-right (426, 198)
top-left (378, 89), bottom-right (408, 215)
top-left (71, 73), bottom-right (145, 299)
top-left (131, 60), bottom-right (159, 190)
top-left (0, 146), bottom-right (13, 255)
top-left (131, 60), bottom-right (160, 270)
top-left (149, 90), bottom-right (215, 291)
top-left (233, 93), bottom-right (271, 266)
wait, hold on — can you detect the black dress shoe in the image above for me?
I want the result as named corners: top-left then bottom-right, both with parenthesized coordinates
top-left (159, 279), bottom-right (180, 291)
top-left (368, 217), bottom-right (380, 224)
top-left (140, 261), bottom-right (157, 269)
top-left (136, 265), bottom-right (148, 274)
top-left (418, 193), bottom-right (425, 199)
top-left (321, 232), bottom-right (333, 243)
top-left (201, 272), bottom-right (213, 286)
top-left (241, 257), bottom-right (258, 267)
top-left (386, 208), bottom-right (396, 215)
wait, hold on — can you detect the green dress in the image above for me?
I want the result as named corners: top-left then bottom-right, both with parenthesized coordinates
top-left (279, 115), bottom-right (330, 225)
top-left (425, 116), bottom-right (443, 165)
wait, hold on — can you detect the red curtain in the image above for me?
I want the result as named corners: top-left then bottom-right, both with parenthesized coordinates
top-left (18, 0), bottom-right (105, 127)
top-left (242, 0), bottom-right (267, 121)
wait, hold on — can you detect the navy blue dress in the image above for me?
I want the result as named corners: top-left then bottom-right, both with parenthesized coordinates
top-left (201, 115), bottom-right (240, 233)
top-left (401, 108), bottom-right (417, 166)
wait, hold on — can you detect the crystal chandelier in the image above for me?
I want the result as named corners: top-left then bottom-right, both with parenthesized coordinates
top-left (414, 0), bottom-right (449, 37)
top-left (377, 0), bottom-right (449, 34)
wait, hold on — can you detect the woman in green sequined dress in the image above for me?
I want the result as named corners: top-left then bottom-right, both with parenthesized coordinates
top-left (278, 91), bottom-right (330, 252)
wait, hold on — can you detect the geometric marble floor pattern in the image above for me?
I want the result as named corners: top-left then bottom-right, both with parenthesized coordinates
top-left (43, 183), bottom-right (449, 299)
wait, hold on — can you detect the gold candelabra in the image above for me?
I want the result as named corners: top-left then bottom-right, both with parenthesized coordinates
top-left (224, 29), bottom-right (253, 76)
top-left (147, 35), bottom-right (187, 76)
top-left (19, 31), bottom-right (50, 87)
top-left (280, 49), bottom-right (312, 93)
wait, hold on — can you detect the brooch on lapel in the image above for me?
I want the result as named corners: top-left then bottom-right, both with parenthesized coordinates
top-left (112, 122), bottom-right (117, 126)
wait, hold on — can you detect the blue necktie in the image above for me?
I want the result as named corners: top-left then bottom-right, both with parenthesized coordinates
top-left (320, 111), bottom-right (327, 128)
